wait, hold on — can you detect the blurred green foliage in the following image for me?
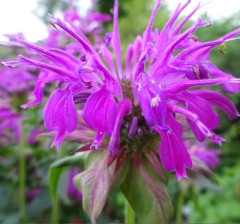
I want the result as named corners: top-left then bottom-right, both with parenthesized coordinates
top-left (188, 165), bottom-right (240, 223)
top-left (1, 0), bottom-right (240, 223)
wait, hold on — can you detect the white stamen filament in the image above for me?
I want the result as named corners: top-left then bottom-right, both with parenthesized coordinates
top-left (196, 121), bottom-right (212, 137)
top-left (151, 94), bottom-right (160, 107)
top-left (228, 78), bottom-right (240, 83)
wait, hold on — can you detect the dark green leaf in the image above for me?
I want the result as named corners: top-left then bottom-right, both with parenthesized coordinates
top-left (121, 154), bottom-right (173, 223)
top-left (48, 152), bottom-right (86, 199)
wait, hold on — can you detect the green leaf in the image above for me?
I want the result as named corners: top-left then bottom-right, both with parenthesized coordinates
top-left (48, 152), bottom-right (86, 199)
top-left (50, 152), bottom-right (86, 168)
top-left (74, 150), bottom-right (129, 224)
top-left (48, 166), bottom-right (65, 200)
top-left (121, 154), bottom-right (173, 224)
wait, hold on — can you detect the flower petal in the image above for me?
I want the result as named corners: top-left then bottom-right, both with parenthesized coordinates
top-left (82, 87), bottom-right (117, 133)
top-left (182, 91), bottom-right (220, 130)
top-left (44, 87), bottom-right (77, 149)
top-left (108, 99), bottom-right (131, 154)
top-left (193, 90), bottom-right (239, 120)
top-left (157, 115), bottom-right (192, 181)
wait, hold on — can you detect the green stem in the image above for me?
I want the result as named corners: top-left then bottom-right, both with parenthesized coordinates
top-left (125, 199), bottom-right (135, 224)
top-left (15, 94), bottom-right (29, 223)
top-left (51, 196), bottom-right (60, 224)
top-left (50, 143), bottom-right (66, 224)
top-left (19, 131), bottom-right (27, 223)
top-left (176, 183), bottom-right (184, 224)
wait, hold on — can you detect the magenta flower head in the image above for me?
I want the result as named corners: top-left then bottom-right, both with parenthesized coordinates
top-left (3, 0), bottom-right (240, 222)
top-left (2, 0), bottom-right (240, 182)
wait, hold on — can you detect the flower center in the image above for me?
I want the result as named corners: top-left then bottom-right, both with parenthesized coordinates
top-left (120, 80), bottom-right (160, 154)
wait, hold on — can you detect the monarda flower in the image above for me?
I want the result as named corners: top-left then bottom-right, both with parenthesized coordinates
top-left (1, 0), bottom-right (240, 222)
top-left (0, 66), bottom-right (35, 96)
top-left (45, 0), bottom-right (111, 49)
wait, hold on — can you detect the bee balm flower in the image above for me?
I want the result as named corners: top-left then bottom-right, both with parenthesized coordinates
top-left (2, 0), bottom-right (240, 181)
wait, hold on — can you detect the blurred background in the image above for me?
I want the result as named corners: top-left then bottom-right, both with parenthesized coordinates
top-left (0, 0), bottom-right (240, 223)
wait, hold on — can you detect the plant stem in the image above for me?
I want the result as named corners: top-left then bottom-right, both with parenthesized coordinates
top-left (176, 183), bottom-right (184, 224)
top-left (50, 143), bottom-right (66, 224)
top-left (19, 129), bottom-right (27, 223)
top-left (51, 196), bottom-right (60, 224)
top-left (125, 199), bottom-right (135, 224)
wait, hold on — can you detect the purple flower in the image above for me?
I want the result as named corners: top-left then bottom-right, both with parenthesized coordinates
top-left (0, 66), bottom-right (35, 96)
top-left (25, 187), bottom-right (42, 202)
top-left (0, 102), bottom-right (22, 145)
top-left (45, 0), bottom-right (110, 49)
top-left (2, 0), bottom-right (240, 180)
top-left (28, 129), bottom-right (43, 145)
top-left (188, 142), bottom-right (221, 170)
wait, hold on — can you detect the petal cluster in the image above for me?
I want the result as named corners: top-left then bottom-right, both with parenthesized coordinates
top-left (2, 0), bottom-right (240, 180)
